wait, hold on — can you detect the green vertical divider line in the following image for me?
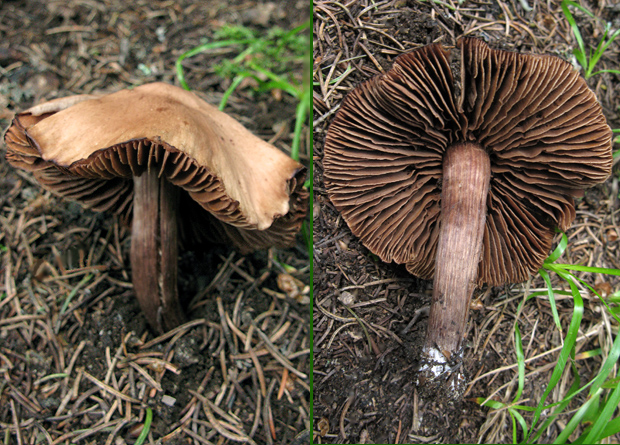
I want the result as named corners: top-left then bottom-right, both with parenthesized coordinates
top-left (308, 0), bottom-right (315, 441)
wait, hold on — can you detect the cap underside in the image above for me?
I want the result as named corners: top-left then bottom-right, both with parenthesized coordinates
top-left (324, 38), bottom-right (612, 285)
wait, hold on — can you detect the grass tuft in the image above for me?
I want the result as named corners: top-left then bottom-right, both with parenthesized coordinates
top-left (477, 233), bottom-right (620, 444)
top-left (175, 21), bottom-right (310, 163)
top-left (560, 0), bottom-right (620, 78)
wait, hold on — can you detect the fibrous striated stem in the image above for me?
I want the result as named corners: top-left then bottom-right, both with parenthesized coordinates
top-left (419, 142), bottom-right (491, 395)
top-left (131, 168), bottom-right (185, 333)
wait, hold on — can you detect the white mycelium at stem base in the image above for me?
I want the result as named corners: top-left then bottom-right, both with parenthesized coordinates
top-left (419, 142), bottom-right (491, 390)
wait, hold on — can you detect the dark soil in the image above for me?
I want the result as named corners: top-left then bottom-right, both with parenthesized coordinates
top-left (1, 0), bottom-right (310, 443)
top-left (313, 0), bottom-right (620, 443)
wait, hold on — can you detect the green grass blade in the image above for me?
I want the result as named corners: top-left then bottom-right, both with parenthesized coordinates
top-left (560, 0), bottom-right (619, 79)
top-left (525, 290), bottom-right (573, 299)
top-left (596, 27), bottom-right (620, 56)
top-left (586, 26), bottom-right (616, 76)
top-left (549, 264), bottom-right (620, 276)
top-left (249, 62), bottom-right (301, 98)
top-left (553, 388), bottom-right (602, 444)
top-left (514, 230), bottom-right (620, 443)
top-left (510, 409), bottom-right (519, 444)
top-left (60, 274), bottom-right (93, 316)
top-left (560, 0), bottom-right (595, 20)
top-left (532, 372), bottom-right (581, 443)
top-left (218, 74), bottom-right (248, 110)
top-left (175, 39), bottom-right (253, 90)
top-left (582, 384), bottom-right (620, 444)
top-left (510, 408), bottom-right (529, 444)
top-left (231, 45), bottom-right (256, 66)
top-left (134, 407), bottom-right (153, 445)
top-left (527, 272), bottom-right (583, 441)
top-left (278, 19), bottom-right (310, 42)
top-left (544, 232), bottom-right (568, 264)
top-left (590, 69), bottom-right (620, 77)
top-left (291, 92), bottom-right (309, 161)
top-left (478, 398), bottom-right (505, 409)
top-left (261, 79), bottom-right (301, 99)
top-left (539, 269), bottom-right (563, 334)
top-left (546, 267), bottom-right (620, 326)
top-left (588, 326), bottom-right (620, 395)
top-left (561, 0), bottom-right (588, 68)
top-left (599, 417), bottom-right (620, 441)
top-left (513, 323), bottom-right (526, 404)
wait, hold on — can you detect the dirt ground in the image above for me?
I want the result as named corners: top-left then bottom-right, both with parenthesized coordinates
top-left (313, 0), bottom-right (620, 443)
top-left (0, 0), bottom-right (310, 444)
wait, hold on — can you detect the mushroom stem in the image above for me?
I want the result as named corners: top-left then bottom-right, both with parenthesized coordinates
top-left (131, 167), bottom-right (186, 333)
top-left (419, 142), bottom-right (490, 392)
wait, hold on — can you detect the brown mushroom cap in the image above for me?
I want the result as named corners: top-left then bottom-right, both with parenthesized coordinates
top-left (324, 38), bottom-right (612, 286)
top-left (5, 82), bottom-right (308, 253)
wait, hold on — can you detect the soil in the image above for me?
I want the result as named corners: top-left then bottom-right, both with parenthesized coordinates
top-left (313, 0), bottom-right (620, 444)
top-left (0, 0), bottom-right (310, 444)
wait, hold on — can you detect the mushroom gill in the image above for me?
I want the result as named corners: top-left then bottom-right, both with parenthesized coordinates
top-left (323, 38), bottom-right (612, 396)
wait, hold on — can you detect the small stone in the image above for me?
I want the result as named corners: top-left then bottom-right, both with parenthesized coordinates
top-left (161, 394), bottom-right (176, 406)
top-left (338, 291), bottom-right (355, 306)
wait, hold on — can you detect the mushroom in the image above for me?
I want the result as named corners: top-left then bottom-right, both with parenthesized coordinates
top-left (323, 38), bottom-right (612, 394)
top-left (4, 82), bottom-right (308, 333)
